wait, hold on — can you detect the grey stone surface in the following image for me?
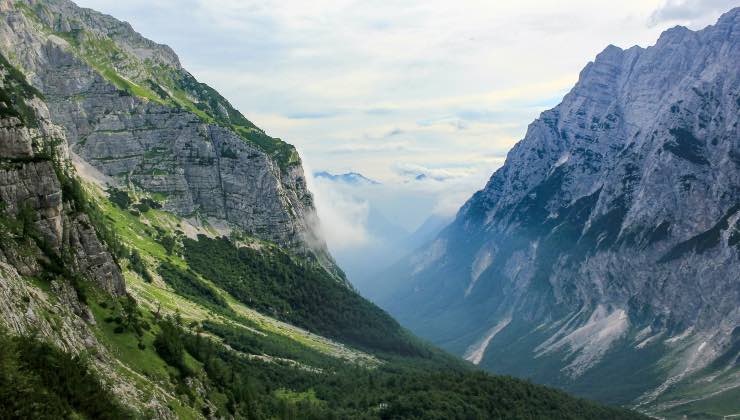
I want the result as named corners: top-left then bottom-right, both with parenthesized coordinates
top-left (0, 54), bottom-right (126, 296)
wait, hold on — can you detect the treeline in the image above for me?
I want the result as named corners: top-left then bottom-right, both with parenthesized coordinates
top-left (183, 235), bottom-right (425, 356)
top-left (150, 318), bottom-right (645, 420)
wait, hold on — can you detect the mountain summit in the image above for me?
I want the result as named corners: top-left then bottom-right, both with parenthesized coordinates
top-left (380, 8), bottom-right (740, 415)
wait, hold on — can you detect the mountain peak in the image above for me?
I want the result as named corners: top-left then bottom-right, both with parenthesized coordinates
top-left (655, 24), bottom-right (694, 46)
top-left (597, 43), bottom-right (624, 57)
top-left (314, 171), bottom-right (380, 185)
top-left (718, 6), bottom-right (740, 23)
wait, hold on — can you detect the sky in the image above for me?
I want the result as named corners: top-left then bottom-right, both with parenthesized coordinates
top-left (74, 0), bottom-right (740, 244)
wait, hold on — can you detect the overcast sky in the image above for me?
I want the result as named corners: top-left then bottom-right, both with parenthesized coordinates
top-left (74, 0), bottom-right (740, 236)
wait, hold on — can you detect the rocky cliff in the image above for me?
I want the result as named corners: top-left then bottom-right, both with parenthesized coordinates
top-left (0, 49), bottom-right (183, 416)
top-left (0, 51), bottom-right (125, 296)
top-left (380, 8), bottom-right (740, 411)
top-left (0, 0), bottom-right (332, 265)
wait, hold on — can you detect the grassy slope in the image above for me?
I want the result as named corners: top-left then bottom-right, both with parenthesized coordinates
top-left (91, 186), bottom-right (381, 365)
top-left (645, 362), bottom-right (740, 419)
top-left (181, 235), bottom-right (425, 356)
top-left (655, 386), bottom-right (740, 419)
top-left (86, 182), bottom-right (644, 419)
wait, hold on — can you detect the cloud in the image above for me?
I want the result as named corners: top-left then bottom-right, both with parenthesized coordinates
top-left (385, 128), bottom-right (404, 137)
top-left (394, 163), bottom-right (473, 182)
top-left (364, 108), bottom-right (397, 116)
top-left (285, 110), bottom-right (343, 119)
top-left (328, 141), bottom-right (414, 154)
top-left (648, 0), bottom-right (740, 27)
top-left (417, 116), bottom-right (470, 131)
top-left (305, 171), bottom-right (372, 250)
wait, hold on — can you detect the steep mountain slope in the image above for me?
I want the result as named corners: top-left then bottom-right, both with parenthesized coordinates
top-left (380, 8), bottom-right (740, 416)
top-left (0, 47), bottom-right (177, 417)
top-left (0, 1), bottom-right (648, 419)
top-left (0, 0), bottom-right (329, 262)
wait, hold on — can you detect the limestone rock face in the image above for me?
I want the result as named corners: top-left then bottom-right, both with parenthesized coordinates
top-left (64, 208), bottom-right (127, 296)
top-left (0, 142), bottom-right (126, 295)
top-left (0, 159), bottom-right (63, 247)
top-left (0, 0), bottom-right (331, 261)
top-left (0, 48), bottom-right (126, 295)
top-left (0, 117), bottom-right (34, 158)
top-left (381, 8), bottom-right (740, 406)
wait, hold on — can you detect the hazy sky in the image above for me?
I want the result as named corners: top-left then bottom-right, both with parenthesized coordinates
top-left (73, 0), bottom-right (740, 237)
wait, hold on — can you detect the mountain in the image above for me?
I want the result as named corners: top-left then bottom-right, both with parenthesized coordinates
top-left (0, 0), bottom-right (332, 265)
top-left (358, 213), bottom-right (454, 301)
top-left (0, 1), bottom-right (645, 418)
top-left (405, 213), bottom-right (454, 253)
top-left (380, 9), bottom-right (740, 418)
top-left (314, 170), bottom-right (380, 185)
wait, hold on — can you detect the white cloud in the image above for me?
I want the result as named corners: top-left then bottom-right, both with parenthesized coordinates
top-left (648, 0), bottom-right (740, 27)
top-left (394, 163), bottom-right (472, 182)
top-left (305, 171), bottom-right (372, 250)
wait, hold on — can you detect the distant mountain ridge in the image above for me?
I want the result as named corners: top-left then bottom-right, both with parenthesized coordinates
top-left (314, 170), bottom-right (380, 185)
top-left (380, 8), bottom-right (740, 417)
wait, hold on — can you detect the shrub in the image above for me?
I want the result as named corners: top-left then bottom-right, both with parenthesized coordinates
top-left (154, 319), bottom-right (189, 376)
top-left (107, 187), bottom-right (131, 209)
top-left (0, 330), bottom-right (134, 419)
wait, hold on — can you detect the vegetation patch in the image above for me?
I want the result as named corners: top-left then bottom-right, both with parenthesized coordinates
top-left (660, 204), bottom-right (740, 263)
top-left (183, 235), bottom-right (425, 356)
top-left (157, 261), bottom-right (230, 311)
top-left (0, 329), bottom-right (134, 419)
top-left (663, 128), bottom-right (709, 165)
top-left (151, 317), bottom-right (646, 419)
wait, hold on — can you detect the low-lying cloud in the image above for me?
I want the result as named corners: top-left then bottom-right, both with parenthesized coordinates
top-left (394, 163), bottom-right (472, 182)
top-left (305, 171), bottom-right (372, 250)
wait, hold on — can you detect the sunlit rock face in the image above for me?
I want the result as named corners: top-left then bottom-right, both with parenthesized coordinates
top-left (381, 8), bottom-right (740, 406)
top-left (0, 0), bottom-right (334, 267)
